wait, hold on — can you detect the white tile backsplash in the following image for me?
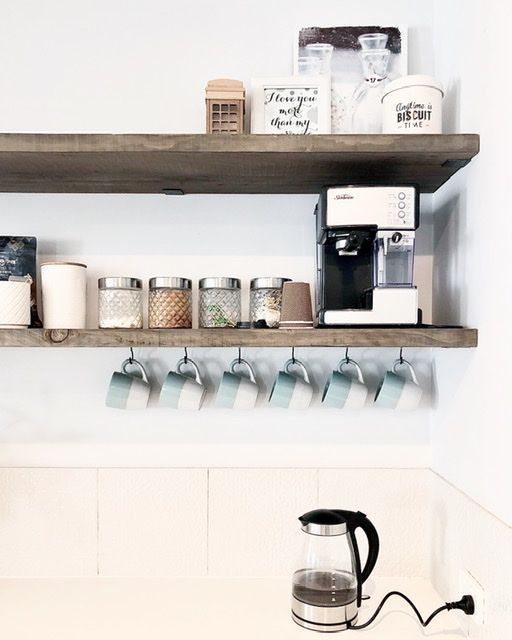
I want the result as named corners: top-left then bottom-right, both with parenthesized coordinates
top-left (319, 469), bottom-right (431, 577)
top-left (431, 473), bottom-right (512, 640)
top-left (0, 468), bottom-right (97, 576)
top-left (2, 461), bottom-right (509, 640)
top-left (98, 469), bottom-right (207, 576)
top-left (208, 468), bottom-right (318, 576)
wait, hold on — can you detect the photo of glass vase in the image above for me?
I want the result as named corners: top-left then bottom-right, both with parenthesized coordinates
top-left (351, 34), bottom-right (391, 133)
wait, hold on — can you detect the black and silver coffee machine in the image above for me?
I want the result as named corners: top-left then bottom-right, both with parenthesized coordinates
top-left (315, 185), bottom-right (420, 325)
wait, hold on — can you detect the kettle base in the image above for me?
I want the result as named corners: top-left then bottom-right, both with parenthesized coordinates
top-left (292, 611), bottom-right (356, 632)
top-left (291, 596), bottom-right (358, 633)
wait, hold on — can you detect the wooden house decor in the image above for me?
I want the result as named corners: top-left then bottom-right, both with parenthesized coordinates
top-left (205, 79), bottom-right (245, 134)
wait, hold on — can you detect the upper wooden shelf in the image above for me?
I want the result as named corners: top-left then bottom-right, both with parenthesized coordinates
top-left (0, 133), bottom-right (479, 194)
top-left (0, 328), bottom-right (478, 348)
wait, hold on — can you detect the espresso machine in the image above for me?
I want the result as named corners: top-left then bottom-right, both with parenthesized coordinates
top-left (315, 185), bottom-right (419, 325)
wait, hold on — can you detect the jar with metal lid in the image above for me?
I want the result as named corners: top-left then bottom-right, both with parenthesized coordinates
top-left (98, 277), bottom-right (143, 329)
top-left (250, 277), bottom-right (291, 328)
top-left (199, 277), bottom-right (241, 328)
top-left (149, 277), bottom-right (192, 329)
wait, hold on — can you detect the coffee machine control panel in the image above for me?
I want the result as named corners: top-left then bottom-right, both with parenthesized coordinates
top-left (325, 186), bottom-right (418, 229)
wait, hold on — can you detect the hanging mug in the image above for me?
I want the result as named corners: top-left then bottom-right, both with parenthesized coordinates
top-left (322, 358), bottom-right (369, 409)
top-left (106, 358), bottom-right (151, 410)
top-left (375, 358), bottom-right (423, 410)
top-left (159, 357), bottom-right (206, 410)
top-left (269, 358), bottom-right (313, 409)
top-left (216, 358), bottom-right (259, 409)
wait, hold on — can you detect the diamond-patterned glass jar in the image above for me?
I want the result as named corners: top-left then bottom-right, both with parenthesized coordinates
top-left (98, 277), bottom-right (143, 329)
top-left (149, 277), bottom-right (192, 329)
top-left (250, 277), bottom-right (291, 328)
top-left (199, 277), bottom-right (241, 328)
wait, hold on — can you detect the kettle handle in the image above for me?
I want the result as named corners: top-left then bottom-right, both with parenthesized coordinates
top-left (332, 510), bottom-right (379, 606)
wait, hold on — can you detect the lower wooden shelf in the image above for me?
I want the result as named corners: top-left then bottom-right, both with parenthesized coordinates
top-left (0, 327), bottom-right (478, 348)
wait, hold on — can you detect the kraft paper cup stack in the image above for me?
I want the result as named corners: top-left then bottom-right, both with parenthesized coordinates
top-left (279, 282), bottom-right (314, 329)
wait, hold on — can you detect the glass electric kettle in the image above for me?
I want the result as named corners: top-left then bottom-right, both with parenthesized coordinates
top-left (292, 509), bottom-right (379, 632)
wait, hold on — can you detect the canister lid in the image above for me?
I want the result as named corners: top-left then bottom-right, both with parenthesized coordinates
top-left (199, 277), bottom-right (240, 290)
top-left (149, 277), bottom-right (192, 290)
top-left (250, 277), bottom-right (291, 290)
top-left (382, 74), bottom-right (444, 101)
top-left (41, 261), bottom-right (87, 268)
top-left (299, 509), bottom-right (348, 536)
top-left (98, 277), bottom-right (142, 290)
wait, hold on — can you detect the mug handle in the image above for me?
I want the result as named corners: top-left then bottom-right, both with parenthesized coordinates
top-left (284, 358), bottom-right (310, 384)
top-left (176, 357), bottom-right (203, 385)
top-left (392, 358), bottom-right (419, 384)
top-left (339, 358), bottom-right (365, 384)
top-left (230, 358), bottom-right (256, 383)
top-left (121, 358), bottom-right (149, 384)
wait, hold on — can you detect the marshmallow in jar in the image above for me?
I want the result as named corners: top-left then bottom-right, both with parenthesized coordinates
top-left (0, 277), bottom-right (31, 328)
top-left (382, 75), bottom-right (444, 134)
top-left (41, 262), bottom-right (87, 329)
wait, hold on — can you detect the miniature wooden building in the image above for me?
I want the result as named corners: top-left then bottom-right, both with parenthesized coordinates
top-left (205, 79), bottom-right (245, 134)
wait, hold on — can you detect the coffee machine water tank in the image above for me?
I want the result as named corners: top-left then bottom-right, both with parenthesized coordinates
top-left (375, 230), bottom-right (415, 287)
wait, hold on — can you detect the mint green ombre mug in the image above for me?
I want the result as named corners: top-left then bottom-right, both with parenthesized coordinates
top-left (215, 358), bottom-right (259, 409)
top-left (375, 358), bottom-right (423, 411)
top-left (159, 357), bottom-right (206, 411)
top-left (269, 358), bottom-right (313, 410)
top-left (106, 358), bottom-right (150, 410)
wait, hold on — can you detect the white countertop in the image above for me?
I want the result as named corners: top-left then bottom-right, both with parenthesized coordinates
top-left (0, 577), bottom-right (466, 639)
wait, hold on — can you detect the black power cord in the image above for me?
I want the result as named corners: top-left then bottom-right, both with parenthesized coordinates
top-left (349, 591), bottom-right (475, 630)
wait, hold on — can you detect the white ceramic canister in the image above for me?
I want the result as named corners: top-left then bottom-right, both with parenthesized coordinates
top-left (382, 75), bottom-right (444, 134)
top-left (0, 278), bottom-right (31, 327)
top-left (41, 262), bottom-right (87, 329)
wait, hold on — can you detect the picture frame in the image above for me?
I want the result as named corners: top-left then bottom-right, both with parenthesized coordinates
top-left (251, 75), bottom-right (331, 134)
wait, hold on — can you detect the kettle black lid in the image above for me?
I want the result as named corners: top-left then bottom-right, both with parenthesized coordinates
top-left (299, 509), bottom-right (347, 536)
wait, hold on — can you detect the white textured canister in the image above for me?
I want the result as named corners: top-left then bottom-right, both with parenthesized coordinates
top-left (0, 280), bottom-right (31, 327)
top-left (41, 262), bottom-right (87, 329)
top-left (382, 75), bottom-right (444, 134)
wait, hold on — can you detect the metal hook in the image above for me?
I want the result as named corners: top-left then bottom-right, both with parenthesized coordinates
top-left (129, 347), bottom-right (134, 364)
top-left (184, 347), bottom-right (188, 364)
top-left (238, 347), bottom-right (242, 363)
top-left (291, 346), bottom-right (296, 364)
top-left (399, 347), bottom-right (404, 364)
top-left (345, 346), bottom-right (350, 364)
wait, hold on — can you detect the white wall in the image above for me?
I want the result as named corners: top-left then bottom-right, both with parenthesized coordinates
top-left (431, 0), bottom-right (512, 526)
top-left (0, 0), bottom-right (436, 468)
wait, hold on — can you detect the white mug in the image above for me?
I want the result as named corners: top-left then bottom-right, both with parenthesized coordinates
top-left (322, 358), bottom-right (369, 409)
top-left (159, 357), bottom-right (206, 410)
top-left (375, 359), bottom-right (423, 410)
top-left (269, 358), bottom-right (313, 410)
top-left (216, 358), bottom-right (259, 409)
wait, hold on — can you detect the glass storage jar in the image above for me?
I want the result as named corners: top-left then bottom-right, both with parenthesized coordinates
top-left (250, 277), bottom-right (291, 328)
top-left (98, 277), bottom-right (143, 329)
top-left (149, 277), bottom-right (192, 329)
top-left (199, 277), bottom-right (241, 328)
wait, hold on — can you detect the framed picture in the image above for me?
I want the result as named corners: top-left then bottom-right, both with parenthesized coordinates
top-left (295, 26), bottom-right (407, 133)
top-left (251, 76), bottom-right (331, 134)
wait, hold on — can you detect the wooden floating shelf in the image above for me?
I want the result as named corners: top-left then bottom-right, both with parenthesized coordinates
top-left (0, 133), bottom-right (479, 194)
top-left (0, 328), bottom-right (478, 348)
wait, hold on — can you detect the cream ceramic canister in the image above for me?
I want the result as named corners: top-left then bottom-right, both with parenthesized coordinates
top-left (382, 75), bottom-right (444, 134)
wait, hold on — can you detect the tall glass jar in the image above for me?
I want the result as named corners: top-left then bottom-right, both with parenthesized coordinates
top-left (199, 277), bottom-right (241, 328)
top-left (149, 277), bottom-right (192, 329)
top-left (98, 277), bottom-right (143, 329)
top-left (250, 277), bottom-right (291, 328)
